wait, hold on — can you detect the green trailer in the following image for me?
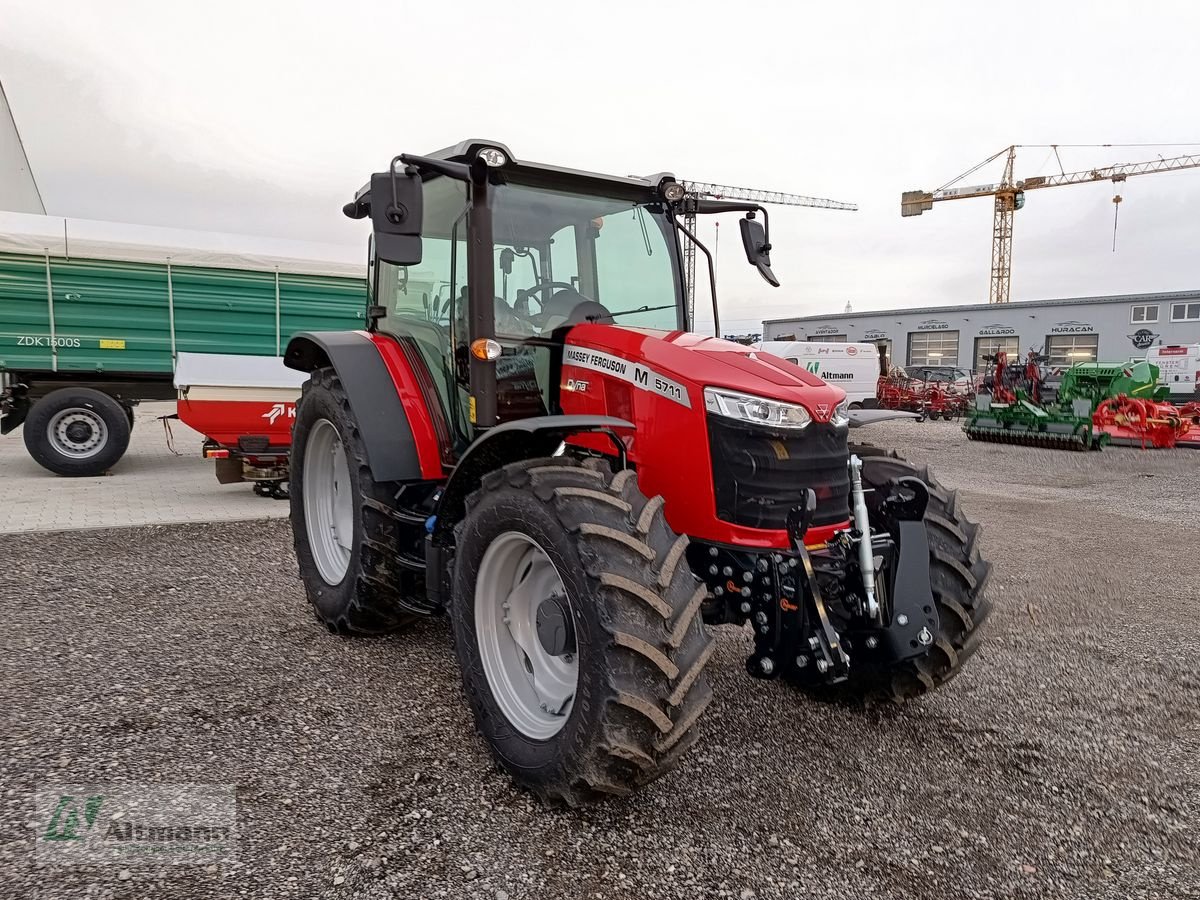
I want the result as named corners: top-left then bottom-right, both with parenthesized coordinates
top-left (0, 214), bottom-right (367, 475)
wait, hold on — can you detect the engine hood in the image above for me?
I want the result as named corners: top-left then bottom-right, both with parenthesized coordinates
top-left (565, 325), bottom-right (847, 421)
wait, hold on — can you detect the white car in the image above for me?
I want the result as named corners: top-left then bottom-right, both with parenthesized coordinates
top-left (1147, 344), bottom-right (1200, 401)
top-left (755, 341), bottom-right (882, 408)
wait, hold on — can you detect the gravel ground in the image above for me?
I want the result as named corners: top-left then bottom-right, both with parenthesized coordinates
top-left (2, 418), bottom-right (1198, 899)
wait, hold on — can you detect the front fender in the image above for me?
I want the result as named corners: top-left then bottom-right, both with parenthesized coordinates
top-left (847, 409), bottom-right (922, 428)
top-left (424, 415), bottom-right (632, 607)
top-left (431, 414), bottom-right (633, 544)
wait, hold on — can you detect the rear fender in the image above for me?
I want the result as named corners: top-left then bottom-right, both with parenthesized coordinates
top-left (284, 331), bottom-right (442, 482)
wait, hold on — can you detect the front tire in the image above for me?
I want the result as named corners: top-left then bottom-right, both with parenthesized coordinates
top-left (290, 367), bottom-right (424, 634)
top-left (23, 387), bottom-right (131, 477)
top-left (451, 457), bottom-right (714, 805)
top-left (794, 452), bottom-right (992, 703)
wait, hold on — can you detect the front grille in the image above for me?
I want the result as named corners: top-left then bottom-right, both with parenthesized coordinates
top-left (707, 416), bottom-right (850, 531)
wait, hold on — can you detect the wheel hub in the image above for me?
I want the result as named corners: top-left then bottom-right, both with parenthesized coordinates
top-left (475, 532), bottom-right (578, 739)
top-left (46, 408), bottom-right (108, 458)
top-left (535, 593), bottom-right (575, 658)
top-left (302, 419), bottom-right (354, 585)
top-left (65, 420), bottom-right (93, 443)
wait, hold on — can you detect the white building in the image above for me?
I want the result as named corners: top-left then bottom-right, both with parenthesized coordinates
top-left (762, 290), bottom-right (1200, 373)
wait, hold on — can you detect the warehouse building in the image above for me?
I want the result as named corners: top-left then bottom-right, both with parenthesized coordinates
top-left (761, 290), bottom-right (1200, 372)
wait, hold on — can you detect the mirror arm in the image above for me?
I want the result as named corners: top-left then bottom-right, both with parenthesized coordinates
top-left (394, 153), bottom-right (471, 183)
top-left (756, 205), bottom-right (771, 248)
top-left (690, 198), bottom-right (759, 215)
top-left (690, 198), bottom-right (772, 246)
top-left (671, 214), bottom-right (721, 338)
top-left (692, 199), bottom-right (769, 233)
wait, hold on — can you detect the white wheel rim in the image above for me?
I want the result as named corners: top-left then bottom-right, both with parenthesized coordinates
top-left (47, 407), bottom-right (108, 459)
top-left (303, 419), bottom-right (355, 585)
top-left (475, 532), bottom-right (578, 740)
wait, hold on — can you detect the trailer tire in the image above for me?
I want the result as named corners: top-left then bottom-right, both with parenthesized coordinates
top-left (793, 452), bottom-right (992, 704)
top-left (23, 387), bottom-right (132, 477)
top-left (451, 456), bottom-right (714, 805)
top-left (290, 367), bottom-right (424, 635)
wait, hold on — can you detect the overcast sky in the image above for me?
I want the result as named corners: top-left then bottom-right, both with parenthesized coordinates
top-left (2, 0), bottom-right (1198, 334)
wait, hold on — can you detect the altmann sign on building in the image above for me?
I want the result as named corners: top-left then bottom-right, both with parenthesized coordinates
top-left (762, 290), bottom-right (1200, 374)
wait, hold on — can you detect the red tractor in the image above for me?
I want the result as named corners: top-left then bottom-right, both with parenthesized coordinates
top-left (284, 141), bottom-right (991, 805)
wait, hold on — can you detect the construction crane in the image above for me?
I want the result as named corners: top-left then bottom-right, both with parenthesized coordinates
top-left (902, 144), bottom-right (1200, 304)
top-left (680, 181), bottom-right (857, 322)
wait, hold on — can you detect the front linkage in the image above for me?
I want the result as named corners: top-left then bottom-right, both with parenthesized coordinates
top-left (689, 456), bottom-right (940, 686)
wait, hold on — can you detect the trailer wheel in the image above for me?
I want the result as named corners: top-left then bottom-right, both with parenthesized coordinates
top-left (451, 457), bottom-right (714, 805)
top-left (22, 387), bottom-right (132, 477)
top-left (794, 452), bottom-right (992, 704)
top-left (290, 367), bottom-right (423, 634)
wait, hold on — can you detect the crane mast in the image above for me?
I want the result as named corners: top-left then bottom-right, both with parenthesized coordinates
top-left (903, 144), bottom-right (1200, 304)
top-left (680, 181), bottom-right (857, 325)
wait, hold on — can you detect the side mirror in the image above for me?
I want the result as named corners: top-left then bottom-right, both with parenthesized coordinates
top-left (368, 170), bottom-right (423, 266)
top-left (739, 216), bottom-right (779, 287)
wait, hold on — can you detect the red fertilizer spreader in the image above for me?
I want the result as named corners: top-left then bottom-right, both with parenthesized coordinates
top-left (174, 352), bottom-right (307, 498)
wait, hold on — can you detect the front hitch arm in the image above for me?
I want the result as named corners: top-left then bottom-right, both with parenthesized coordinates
top-left (873, 476), bottom-right (940, 662)
top-left (784, 490), bottom-right (850, 681)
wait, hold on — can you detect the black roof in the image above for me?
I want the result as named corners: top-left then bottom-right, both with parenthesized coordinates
top-left (429, 138), bottom-right (675, 200)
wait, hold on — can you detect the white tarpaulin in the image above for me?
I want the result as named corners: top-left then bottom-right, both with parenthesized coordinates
top-left (0, 209), bottom-right (366, 278)
top-left (174, 352), bottom-right (309, 390)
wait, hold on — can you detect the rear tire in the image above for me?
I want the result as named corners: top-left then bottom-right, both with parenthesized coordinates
top-left (793, 452), bottom-right (992, 703)
top-left (290, 367), bottom-right (424, 634)
top-left (23, 387), bottom-right (131, 477)
top-left (451, 457), bottom-right (714, 805)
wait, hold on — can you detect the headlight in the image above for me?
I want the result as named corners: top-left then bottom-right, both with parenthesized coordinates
top-left (830, 400), bottom-right (850, 427)
top-left (704, 387), bottom-right (812, 430)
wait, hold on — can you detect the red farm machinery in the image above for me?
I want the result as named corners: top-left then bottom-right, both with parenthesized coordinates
top-left (282, 141), bottom-right (992, 804)
top-left (876, 366), bottom-right (974, 420)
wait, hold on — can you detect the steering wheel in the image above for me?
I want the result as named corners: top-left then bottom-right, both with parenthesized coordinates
top-left (513, 281), bottom-right (590, 316)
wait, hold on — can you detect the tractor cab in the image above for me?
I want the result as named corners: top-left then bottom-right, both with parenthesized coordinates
top-left (346, 140), bottom-right (778, 451)
top-left (360, 142), bottom-right (688, 448)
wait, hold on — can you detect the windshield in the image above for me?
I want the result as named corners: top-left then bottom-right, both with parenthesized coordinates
top-left (488, 182), bottom-right (684, 337)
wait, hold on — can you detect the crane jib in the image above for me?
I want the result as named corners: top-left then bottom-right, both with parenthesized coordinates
top-left (903, 145), bottom-right (1200, 303)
